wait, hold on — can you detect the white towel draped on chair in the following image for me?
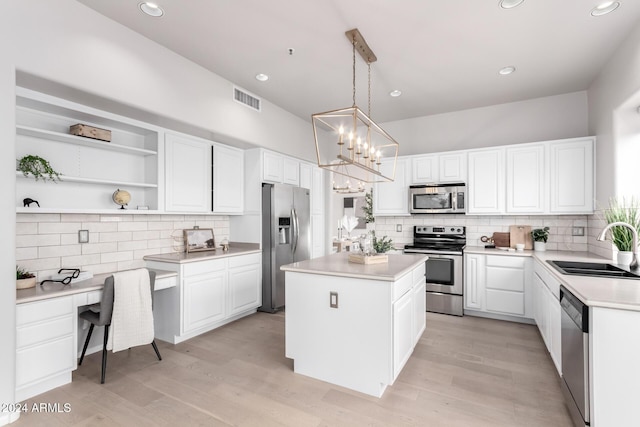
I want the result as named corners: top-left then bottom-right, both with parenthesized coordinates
top-left (107, 268), bottom-right (155, 352)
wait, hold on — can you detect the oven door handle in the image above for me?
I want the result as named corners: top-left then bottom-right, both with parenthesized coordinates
top-left (403, 249), bottom-right (463, 256)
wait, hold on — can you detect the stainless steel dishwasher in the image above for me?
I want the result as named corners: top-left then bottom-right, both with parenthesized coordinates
top-left (560, 285), bottom-right (590, 426)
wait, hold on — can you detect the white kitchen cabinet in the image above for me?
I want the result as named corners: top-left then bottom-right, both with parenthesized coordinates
top-left (549, 137), bottom-right (594, 214)
top-left (15, 296), bottom-right (76, 401)
top-left (464, 254), bottom-right (485, 310)
top-left (373, 158), bottom-right (411, 216)
top-left (467, 148), bottom-right (505, 214)
top-left (412, 282), bottom-right (426, 345)
top-left (393, 289), bottom-right (414, 378)
top-left (299, 162), bottom-right (313, 190)
top-left (263, 151), bottom-right (284, 183)
top-left (212, 144), bottom-right (244, 214)
top-left (532, 259), bottom-right (561, 375)
top-left (311, 214), bottom-right (325, 259)
top-left (147, 252), bottom-right (262, 344)
top-left (439, 152), bottom-right (467, 183)
top-left (411, 155), bottom-right (438, 184)
top-left (228, 253), bottom-right (261, 316)
top-left (506, 144), bottom-right (545, 213)
top-left (311, 167), bottom-right (324, 216)
top-left (165, 133), bottom-right (211, 213)
top-left (283, 157), bottom-right (300, 186)
top-left (15, 87), bottom-right (160, 212)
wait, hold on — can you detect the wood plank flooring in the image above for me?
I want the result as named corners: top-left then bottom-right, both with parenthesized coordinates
top-left (13, 312), bottom-right (572, 426)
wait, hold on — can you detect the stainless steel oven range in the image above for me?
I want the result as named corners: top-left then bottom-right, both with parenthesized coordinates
top-left (404, 225), bottom-right (465, 316)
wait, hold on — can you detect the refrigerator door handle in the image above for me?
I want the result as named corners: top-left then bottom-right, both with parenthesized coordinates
top-left (292, 208), bottom-right (299, 255)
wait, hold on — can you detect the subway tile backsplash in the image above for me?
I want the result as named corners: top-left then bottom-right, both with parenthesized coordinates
top-left (16, 213), bottom-right (230, 280)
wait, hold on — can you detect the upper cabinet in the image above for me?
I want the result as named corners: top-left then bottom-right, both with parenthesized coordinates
top-left (467, 148), bottom-right (505, 214)
top-left (549, 138), bottom-right (594, 214)
top-left (505, 144), bottom-right (545, 214)
top-left (165, 133), bottom-right (211, 213)
top-left (263, 151), bottom-right (284, 183)
top-left (411, 152), bottom-right (466, 184)
top-left (212, 144), bottom-right (244, 214)
top-left (374, 158), bottom-right (411, 216)
top-left (15, 88), bottom-right (160, 212)
top-left (283, 157), bottom-right (300, 186)
top-left (299, 162), bottom-right (313, 190)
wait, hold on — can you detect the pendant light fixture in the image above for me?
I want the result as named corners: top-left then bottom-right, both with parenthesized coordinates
top-left (312, 28), bottom-right (399, 184)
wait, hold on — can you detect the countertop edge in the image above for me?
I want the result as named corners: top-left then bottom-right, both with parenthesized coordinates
top-left (143, 245), bottom-right (260, 264)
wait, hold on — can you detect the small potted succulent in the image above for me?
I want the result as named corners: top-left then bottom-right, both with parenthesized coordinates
top-left (16, 265), bottom-right (36, 290)
top-left (531, 227), bottom-right (550, 252)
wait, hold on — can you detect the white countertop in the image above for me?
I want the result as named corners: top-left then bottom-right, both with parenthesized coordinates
top-left (16, 269), bottom-right (177, 304)
top-left (281, 252), bottom-right (428, 282)
top-left (143, 242), bottom-right (260, 264)
top-left (465, 245), bottom-right (640, 312)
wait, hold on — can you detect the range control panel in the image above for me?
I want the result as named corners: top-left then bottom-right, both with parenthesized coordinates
top-left (415, 226), bottom-right (465, 236)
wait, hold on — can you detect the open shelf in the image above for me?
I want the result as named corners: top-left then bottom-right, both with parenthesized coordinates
top-left (16, 125), bottom-right (157, 156)
top-left (16, 207), bottom-right (162, 215)
top-left (15, 171), bottom-right (158, 188)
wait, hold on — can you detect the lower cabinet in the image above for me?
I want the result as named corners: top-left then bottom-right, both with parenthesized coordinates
top-left (393, 264), bottom-right (426, 377)
top-left (148, 252), bottom-right (262, 344)
top-left (15, 296), bottom-right (76, 402)
top-left (464, 253), bottom-right (533, 320)
top-left (532, 259), bottom-right (562, 374)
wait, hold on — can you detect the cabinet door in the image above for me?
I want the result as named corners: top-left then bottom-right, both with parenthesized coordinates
top-left (506, 145), bottom-right (545, 213)
top-left (311, 167), bottom-right (324, 216)
top-left (412, 282), bottom-right (426, 346)
top-left (464, 254), bottom-right (484, 310)
top-left (547, 288), bottom-right (562, 375)
top-left (213, 144), bottom-right (244, 213)
top-left (439, 153), bottom-right (467, 183)
top-left (467, 148), bottom-right (505, 214)
top-left (411, 155), bottom-right (438, 184)
top-left (263, 151), bottom-right (283, 183)
top-left (373, 158), bottom-right (410, 216)
top-left (182, 271), bottom-right (226, 333)
top-left (311, 214), bottom-right (325, 259)
top-left (393, 290), bottom-right (414, 377)
top-left (283, 157), bottom-right (300, 186)
top-left (228, 264), bottom-right (261, 316)
top-left (549, 138), bottom-right (594, 213)
top-left (299, 162), bottom-right (313, 190)
top-left (534, 272), bottom-right (550, 347)
top-left (165, 134), bottom-right (211, 212)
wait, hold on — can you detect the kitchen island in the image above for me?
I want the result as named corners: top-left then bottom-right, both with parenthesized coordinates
top-left (282, 252), bottom-right (427, 397)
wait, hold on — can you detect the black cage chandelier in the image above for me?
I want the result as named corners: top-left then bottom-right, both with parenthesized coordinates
top-left (312, 28), bottom-right (399, 185)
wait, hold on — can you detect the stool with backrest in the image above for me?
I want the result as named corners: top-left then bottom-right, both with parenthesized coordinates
top-left (78, 269), bottom-right (161, 383)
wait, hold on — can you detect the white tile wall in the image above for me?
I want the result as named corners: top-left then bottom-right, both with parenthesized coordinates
top-left (372, 214), bottom-right (592, 252)
top-left (15, 213), bottom-right (230, 280)
top-left (588, 210), bottom-right (615, 261)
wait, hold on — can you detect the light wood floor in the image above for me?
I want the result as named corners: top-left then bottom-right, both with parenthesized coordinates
top-left (13, 312), bottom-right (572, 426)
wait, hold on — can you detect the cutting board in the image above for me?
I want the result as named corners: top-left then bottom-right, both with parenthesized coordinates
top-left (492, 232), bottom-right (510, 248)
top-left (509, 225), bottom-right (533, 249)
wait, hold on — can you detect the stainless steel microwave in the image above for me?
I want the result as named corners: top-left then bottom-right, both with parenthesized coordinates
top-left (409, 183), bottom-right (466, 214)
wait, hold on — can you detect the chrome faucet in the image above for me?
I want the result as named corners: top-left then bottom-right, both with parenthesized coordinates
top-left (597, 221), bottom-right (639, 269)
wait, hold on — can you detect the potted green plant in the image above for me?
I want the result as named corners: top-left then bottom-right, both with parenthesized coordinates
top-left (362, 189), bottom-right (374, 229)
top-left (17, 154), bottom-right (61, 182)
top-left (16, 265), bottom-right (36, 290)
top-left (603, 197), bottom-right (640, 265)
top-left (373, 235), bottom-right (394, 253)
top-left (531, 227), bottom-right (550, 252)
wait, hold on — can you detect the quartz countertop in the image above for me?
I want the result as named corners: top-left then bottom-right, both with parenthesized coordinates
top-left (16, 269), bottom-right (177, 304)
top-left (281, 252), bottom-right (428, 282)
top-left (465, 246), bottom-right (640, 311)
top-left (143, 242), bottom-right (260, 264)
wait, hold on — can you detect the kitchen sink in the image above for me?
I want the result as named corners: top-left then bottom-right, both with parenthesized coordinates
top-left (547, 260), bottom-right (640, 279)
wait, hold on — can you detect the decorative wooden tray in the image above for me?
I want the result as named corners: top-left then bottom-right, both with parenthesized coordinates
top-left (348, 253), bottom-right (389, 264)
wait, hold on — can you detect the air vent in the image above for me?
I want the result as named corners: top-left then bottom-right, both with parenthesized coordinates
top-left (234, 87), bottom-right (261, 112)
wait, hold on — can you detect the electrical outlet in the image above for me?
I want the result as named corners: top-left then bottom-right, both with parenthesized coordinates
top-left (78, 230), bottom-right (89, 243)
top-left (572, 227), bottom-right (585, 236)
top-left (330, 291), bottom-right (338, 308)
top-left (396, 224), bottom-right (402, 232)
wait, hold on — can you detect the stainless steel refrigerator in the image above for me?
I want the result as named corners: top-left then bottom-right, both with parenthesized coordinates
top-left (259, 183), bottom-right (311, 313)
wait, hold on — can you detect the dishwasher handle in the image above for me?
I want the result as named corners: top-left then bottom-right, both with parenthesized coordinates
top-left (560, 285), bottom-right (589, 333)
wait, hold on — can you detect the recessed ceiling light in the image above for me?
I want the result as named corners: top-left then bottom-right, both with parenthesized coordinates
top-left (390, 90), bottom-right (402, 97)
top-left (499, 66), bottom-right (516, 75)
top-left (591, 1), bottom-right (620, 16)
top-left (255, 73), bottom-right (269, 82)
top-left (499, 0), bottom-right (525, 9)
top-left (139, 2), bottom-right (164, 17)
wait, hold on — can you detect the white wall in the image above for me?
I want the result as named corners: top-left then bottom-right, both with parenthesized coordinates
top-left (381, 91), bottom-right (588, 155)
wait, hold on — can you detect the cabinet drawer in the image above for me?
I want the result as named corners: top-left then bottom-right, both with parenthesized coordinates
top-left (17, 315), bottom-right (74, 349)
top-left (155, 275), bottom-right (178, 291)
top-left (183, 258), bottom-right (227, 277)
top-left (412, 263), bottom-right (426, 286)
top-left (228, 253), bottom-right (261, 269)
top-left (486, 265), bottom-right (525, 292)
top-left (393, 272), bottom-right (413, 302)
top-left (534, 260), bottom-right (560, 300)
top-left (486, 289), bottom-right (524, 316)
top-left (16, 296), bottom-right (73, 327)
top-left (486, 255), bottom-right (525, 268)
top-left (16, 335), bottom-right (75, 388)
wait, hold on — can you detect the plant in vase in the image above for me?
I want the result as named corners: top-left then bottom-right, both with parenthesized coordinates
top-left (602, 197), bottom-right (640, 266)
top-left (362, 189), bottom-right (374, 230)
top-left (531, 227), bottom-right (550, 251)
top-left (373, 235), bottom-right (394, 253)
top-left (16, 265), bottom-right (36, 290)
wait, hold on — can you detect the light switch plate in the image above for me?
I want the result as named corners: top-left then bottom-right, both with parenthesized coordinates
top-left (330, 291), bottom-right (338, 308)
top-left (78, 230), bottom-right (89, 243)
top-left (572, 227), bottom-right (585, 236)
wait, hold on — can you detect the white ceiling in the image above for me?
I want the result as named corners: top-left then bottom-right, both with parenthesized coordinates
top-left (76, 0), bottom-right (640, 123)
